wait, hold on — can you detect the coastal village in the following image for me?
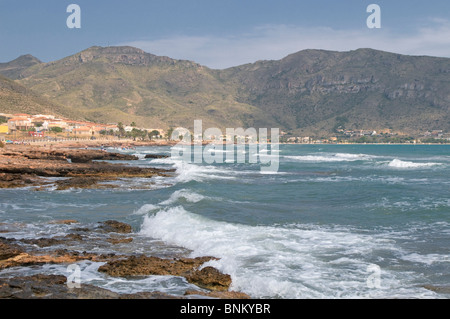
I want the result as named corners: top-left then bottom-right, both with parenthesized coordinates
top-left (0, 112), bottom-right (449, 145)
top-left (0, 112), bottom-right (165, 143)
top-left (283, 129), bottom-right (450, 144)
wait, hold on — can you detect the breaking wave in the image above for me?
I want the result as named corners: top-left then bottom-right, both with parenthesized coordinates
top-left (284, 153), bottom-right (377, 162)
top-left (387, 159), bottom-right (443, 169)
top-left (139, 206), bottom-right (440, 299)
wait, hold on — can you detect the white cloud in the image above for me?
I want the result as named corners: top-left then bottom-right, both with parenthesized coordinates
top-left (120, 19), bottom-right (450, 69)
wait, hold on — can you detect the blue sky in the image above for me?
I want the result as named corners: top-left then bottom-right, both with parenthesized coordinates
top-left (1, 0), bottom-right (449, 68)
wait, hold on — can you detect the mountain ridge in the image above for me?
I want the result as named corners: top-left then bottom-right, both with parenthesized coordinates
top-left (0, 46), bottom-right (449, 135)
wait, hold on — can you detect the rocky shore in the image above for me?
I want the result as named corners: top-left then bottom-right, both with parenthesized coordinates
top-left (0, 144), bottom-right (174, 190)
top-left (0, 143), bottom-right (250, 299)
top-left (0, 219), bottom-right (250, 299)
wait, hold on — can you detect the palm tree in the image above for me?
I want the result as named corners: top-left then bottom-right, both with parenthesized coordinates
top-left (118, 122), bottom-right (125, 137)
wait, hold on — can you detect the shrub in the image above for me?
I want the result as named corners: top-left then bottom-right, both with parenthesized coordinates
top-left (49, 127), bottom-right (63, 133)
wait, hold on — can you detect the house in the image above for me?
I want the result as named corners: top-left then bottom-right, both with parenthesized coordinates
top-left (31, 117), bottom-right (50, 126)
top-left (91, 126), bottom-right (108, 135)
top-left (124, 126), bottom-right (135, 133)
top-left (66, 121), bottom-right (85, 132)
top-left (31, 114), bottom-right (55, 120)
top-left (431, 130), bottom-right (444, 138)
top-left (105, 124), bottom-right (119, 132)
top-left (72, 126), bottom-right (93, 136)
top-left (0, 124), bottom-right (9, 134)
top-left (8, 117), bottom-right (32, 131)
top-left (47, 119), bottom-right (68, 131)
top-left (300, 137), bottom-right (311, 143)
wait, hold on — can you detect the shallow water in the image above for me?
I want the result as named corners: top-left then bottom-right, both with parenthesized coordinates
top-left (1, 144), bottom-right (449, 298)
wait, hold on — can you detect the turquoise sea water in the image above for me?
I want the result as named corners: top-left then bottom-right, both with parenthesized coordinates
top-left (0, 144), bottom-right (449, 298)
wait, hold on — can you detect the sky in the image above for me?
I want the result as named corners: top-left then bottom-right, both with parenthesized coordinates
top-left (1, 0), bottom-right (450, 69)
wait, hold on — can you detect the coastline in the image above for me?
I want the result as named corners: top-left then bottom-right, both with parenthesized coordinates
top-left (0, 142), bottom-right (250, 299)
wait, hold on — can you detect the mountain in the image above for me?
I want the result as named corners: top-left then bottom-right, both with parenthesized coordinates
top-left (1, 46), bottom-right (449, 135)
top-left (0, 54), bottom-right (42, 79)
top-left (0, 74), bottom-right (79, 119)
top-left (221, 48), bottom-right (450, 135)
top-left (7, 46), bottom-right (263, 129)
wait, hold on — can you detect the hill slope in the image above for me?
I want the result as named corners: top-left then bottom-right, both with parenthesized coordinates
top-left (1, 46), bottom-right (449, 134)
top-left (12, 46), bottom-right (264, 129)
top-left (0, 54), bottom-right (42, 79)
top-left (0, 74), bottom-right (80, 119)
top-left (222, 48), bottom-right (450, 134)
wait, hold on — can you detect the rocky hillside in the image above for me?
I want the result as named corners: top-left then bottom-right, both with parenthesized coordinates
top-left (5, 46), bottom-right (262, 130)
top-left (221, 48), bottom-right (450, 134)
top-left (0, 75), bottom-right (79, 119)
top-left (0, 54), bottom-right (42, 79)
top-left (1, 46), bottom-right (449, 135)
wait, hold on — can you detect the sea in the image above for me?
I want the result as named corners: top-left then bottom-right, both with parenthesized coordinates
top-left (0, 144), bottom-right (449, 299)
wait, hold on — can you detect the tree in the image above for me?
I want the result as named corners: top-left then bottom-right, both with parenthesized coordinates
top-left (166, 127), bottom-right (174, 140)
top-left (50, 127), bottom-right (63, 133)
top-left (118, 122), bottom-right (125, 137)
top-left (149, 130), bottom-right (160, 140)
top-left (130, 128), bottom-right (147, 141)
top-left (130, 122), bottom-right (137, 127)
top-left (141, 130), bottom-right (148, 141)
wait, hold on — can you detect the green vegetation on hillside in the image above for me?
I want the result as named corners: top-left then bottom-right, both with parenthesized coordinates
top-left (0, 46), bottom-right (449, 136)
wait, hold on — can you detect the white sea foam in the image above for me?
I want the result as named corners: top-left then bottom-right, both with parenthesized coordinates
top-left (284, 153), bottom-right (376, 162)
top-left (134, 204), bottom-right (160, 215)
top-left (134, 189), bottom-right (212, 215)
top-left (133, 153), bottom-right (147, 160)
top-left (387, 159), bottom-right (443, 169)
top-left (160, 189), bottom-right (207, 205)
top-left (150, 155), bottom-right (238, 183)
top-left (401, 253), bottom-right (450, 266)
top-left (139, 206), bottom-right (439, 299)
top-left (174, 161), bottom-right (236, 183)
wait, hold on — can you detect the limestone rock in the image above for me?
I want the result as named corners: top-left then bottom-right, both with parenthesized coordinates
top-left (144, 154), bottom-right (169, 159)
top-left (107, 236), bottom-right (133, 244)
top-left (184, 290), bottom-right (251, 299)
top-left (185, 267), bottom-right (232, 292)
top-left (97, 255), bottom-right (230, 292)
top-left (0, 275), bottom-right (120, 299)
top-left (0, 238), bottom-right (24, 260)
top-left (98, 220), bottom-right (133, 234)
top-left (98, 255), bottom-right (214, 277)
